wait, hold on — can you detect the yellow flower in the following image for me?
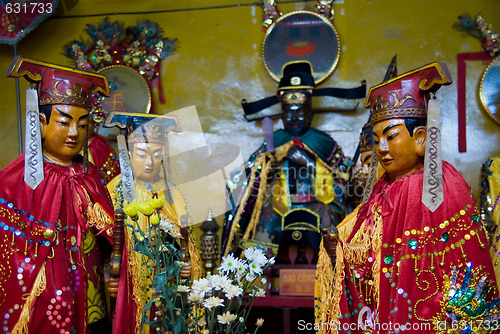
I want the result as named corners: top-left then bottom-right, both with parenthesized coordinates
top-left (123, 202), bottom-right (138, 218)
top-left (151, 194), bottom-right (165, 209)
top-left (138, 202), bottom-right (155, 216)
top-left (150, 214), bottom-right (160, 226)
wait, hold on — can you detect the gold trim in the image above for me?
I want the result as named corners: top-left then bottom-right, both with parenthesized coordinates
top-left (262, 10), bottom-right (340, 84)
top-left (479, 55), bottom-right (500, 125)
top-left (103, 111), bottom-right (181, 133)
top-left (369, 107), bottom-right (427, 124)
top-left (281, 207), bottom-right (321, 233)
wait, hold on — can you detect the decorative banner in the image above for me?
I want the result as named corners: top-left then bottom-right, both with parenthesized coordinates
top-left (24, 88), bottom-right (43, 189)
top-left (0, 0), bottom-right (58, 45)
top-left (116, 134), bottom-right (136, 203)
top-left (422, 98), bottom-right (443, 212)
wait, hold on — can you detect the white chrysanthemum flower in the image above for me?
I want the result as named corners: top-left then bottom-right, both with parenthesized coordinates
top-left (170, 231), bottom-right (182, 239)
top-left (159, 219), bottom-right (174, 233)
top-left (209, 274), bottom-right (232, 291)
top-left (235, 262), bottom-right (248, 281)
top-left (177, 285), bottom-right (190, 293)
top-left (191, 278), bottom-right (211, 297)
top-left (217, 311), bottom-right (237, 325)
top-left (243, 246), bottom-right (261, 261)
top-left (223, 284), bottom-right (243, 300)
top-left (248, 260), bottom-right (264, 276)
top-left (261, 278), bottom-right (267, 285)
top-left (219, 253), bottom-right (240, 274)
top-left (246, 249), bottom-right (267, 269)
top-left (252, 287), bottom-right (266, 297)
top-left (203, 296), bottom-right (224, 309)
top-left (268, 257), bottom-right (275, 265)
top-left (188, 292), bottom-right (202, 303)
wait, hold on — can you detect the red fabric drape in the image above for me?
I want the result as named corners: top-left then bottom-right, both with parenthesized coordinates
top-left (0, 155), bottom-right (113, 333)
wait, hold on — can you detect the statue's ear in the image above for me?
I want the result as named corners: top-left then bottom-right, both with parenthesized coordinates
top-left (39, 112), bottom-right (47, 140)
top-left (414, 126), bottom-right (427, 157)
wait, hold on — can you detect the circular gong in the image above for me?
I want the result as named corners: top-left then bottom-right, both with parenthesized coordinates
top-left (262, 11), bottom-right (340, 84)
top-left (96, 65), bottom-right (151, 139)
top-left (480, 55), bottom-right (500, 125)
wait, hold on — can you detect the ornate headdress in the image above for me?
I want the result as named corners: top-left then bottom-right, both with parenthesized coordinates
top-left (278, 61), bottom-right (315, 92)
top-left (103, 111), bottom-right (181, 203)
top-left (365, 62), bottom-right (452, 125)
top-left (359, 123), bottom-right (374, 154)
top-left (63, 17), bottom-right (177, 116)
top-left (6, 56), bottom-right (110, 189)
top-left (8, 56), bottom-right (109, 108)
top-left (242, 60), bottom-right (366, 119)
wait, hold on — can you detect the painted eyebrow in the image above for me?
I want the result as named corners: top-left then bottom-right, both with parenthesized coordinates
top-left (54, 107), bottom-right (88, 121)
top-left (382, 123), bottom-right (403, 135)
top-left (362, 153), bottom-right (373, 163)
top-left (135, 147), bottom-right (163, 155)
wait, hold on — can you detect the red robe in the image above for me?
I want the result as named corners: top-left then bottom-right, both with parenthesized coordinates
top-left (0, 154), bottom-right (114, 333)
top-left (316, 162), bottom-right (499, 333)
top-left (88, 135), bottom-right (120, 185)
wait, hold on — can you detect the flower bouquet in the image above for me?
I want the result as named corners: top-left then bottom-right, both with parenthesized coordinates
top-left (187, 247), bottom-right (275, 334)
top-left (124, 196), bottom-right (274, 334)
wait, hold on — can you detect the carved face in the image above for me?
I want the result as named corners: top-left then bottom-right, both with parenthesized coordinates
top-left (129, 142), bottom-right (163, 184)
top-left (40, 104), bottom-right (89, 166)
top-left (280, 90), bottom-right (313, 136)
top-left (372, 119), bottom-right (426, 181)
top-left (360, 150), bottom-right (374, 168)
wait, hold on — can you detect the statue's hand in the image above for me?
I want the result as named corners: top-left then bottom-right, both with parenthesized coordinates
top-left (106, 276), bottom-right (120, 298)
top-left (287, 146), bottom-right (315, 172)
top-left (321, 226), bottom-right (339, 264)
top-left (180, 259), bottom-right (192, 279)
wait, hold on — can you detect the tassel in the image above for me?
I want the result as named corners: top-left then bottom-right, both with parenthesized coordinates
top-left (422, 97), bottom-right (443, 212)
top-left (117, 134), bottom-right (137, 203)
top-left (11, 263), bottom-right (47, 334)
top-left (24, 88), bottom-right (44, 189)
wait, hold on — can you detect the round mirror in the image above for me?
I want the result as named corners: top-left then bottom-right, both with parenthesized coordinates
top-left (262, 11), bottom-right (340, 84)
top-left (96, 65), bottom-right (151, 139)
top-left (480, 55), bottom-right (500, 125)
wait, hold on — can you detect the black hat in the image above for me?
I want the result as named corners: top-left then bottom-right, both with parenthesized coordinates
top-left (278, 61), bottom-right (315, 91)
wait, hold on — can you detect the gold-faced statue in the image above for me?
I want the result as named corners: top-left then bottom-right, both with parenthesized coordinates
top-left (129, 142), bottom-right (164, 186)
top-left (372, 118), bottom-right (426, 181)
top-left (40, 104), bottom-right (90, 166)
